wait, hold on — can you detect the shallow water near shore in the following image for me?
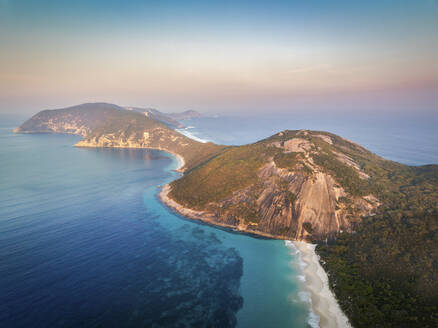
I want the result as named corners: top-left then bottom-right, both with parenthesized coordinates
top-left (0, 121), bottom-right (311, 327)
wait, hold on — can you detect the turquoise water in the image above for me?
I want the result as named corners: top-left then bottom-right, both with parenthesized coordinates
top-left (0, 121), bottom-right (310, 327)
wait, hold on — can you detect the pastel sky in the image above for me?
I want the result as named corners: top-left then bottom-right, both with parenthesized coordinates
top-left (1, 0), bottom-right (437, 114)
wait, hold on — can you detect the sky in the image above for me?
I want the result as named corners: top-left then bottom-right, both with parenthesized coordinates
top-left (0, 0), bottom-right (437, 115)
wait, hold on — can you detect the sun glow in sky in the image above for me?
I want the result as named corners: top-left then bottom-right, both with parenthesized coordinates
top-left (1, 0), bottom-right (437, 114)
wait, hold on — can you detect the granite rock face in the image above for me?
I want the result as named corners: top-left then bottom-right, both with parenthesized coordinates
top-left (209, 159), bottom-right (378, 240)
top-left (169, 130), bottom-right (381, 241)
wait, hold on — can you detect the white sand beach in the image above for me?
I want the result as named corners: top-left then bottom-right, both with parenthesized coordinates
top-left (173, 153), bottom-right (185, 171)
top-left (292, 241), bottom-right (351, 328)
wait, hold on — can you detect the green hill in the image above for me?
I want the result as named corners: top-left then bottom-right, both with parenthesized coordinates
top-left (169, 130), bottom-right (382, 239)
top-left (124, 106), bottom-right (184, 128)
top-left (167, 129), bottom-right (438, 327)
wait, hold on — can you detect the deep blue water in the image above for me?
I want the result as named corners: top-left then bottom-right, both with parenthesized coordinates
top-left (2, 112), bottom-right (437, 328)
top-left (179, 113), bottom-right (438, 166)
top-left (0, 121), bottom-right (310, 328)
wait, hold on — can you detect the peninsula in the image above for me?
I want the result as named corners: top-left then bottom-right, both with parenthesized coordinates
top-left (14, 103), bottom-right (221, 172)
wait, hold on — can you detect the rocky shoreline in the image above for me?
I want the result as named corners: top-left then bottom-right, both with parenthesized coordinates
top-left (158, 184), bottom-right (292, 240)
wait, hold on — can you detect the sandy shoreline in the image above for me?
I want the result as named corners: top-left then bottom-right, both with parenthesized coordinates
top-left (172, 153), bottom-right (185, 172)
top-left (159, 181), bottom-right (351, 328)
top-left (292, 241), bottom-right (351, 328)
top-left (74, 143), bottom-right (187, 172)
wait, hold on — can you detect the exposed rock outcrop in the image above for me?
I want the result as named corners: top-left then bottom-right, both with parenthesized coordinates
top-left (168, 130), bottom-right (381, 241)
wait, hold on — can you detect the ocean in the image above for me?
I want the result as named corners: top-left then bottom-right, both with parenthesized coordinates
top-left (177, 113), bottom-right (438, 166)
top-left (1, 113), bottom-right (437, 327)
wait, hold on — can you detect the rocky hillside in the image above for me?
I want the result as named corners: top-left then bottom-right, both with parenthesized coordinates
top-left (167, 129), bottom-right (413, 240)
top-left (167, 110), bottom-right (202, 121)
top-left (14, 103), bottom-right (123, 137)
top-left (124, 107), bottom-right (184, 128)
top-left (14, 103), bottom-right (223, 171)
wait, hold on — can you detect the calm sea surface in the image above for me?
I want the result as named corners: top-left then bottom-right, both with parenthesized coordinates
top-left (1, 113), bottom-right (437, 327)
top-left (179, 113), bottom-right (438, 166)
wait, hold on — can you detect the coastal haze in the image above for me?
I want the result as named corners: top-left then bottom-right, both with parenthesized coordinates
top-left (1, 1), bottom-right (437, 328)
top-left (0, 0), bottom-right (437, 116)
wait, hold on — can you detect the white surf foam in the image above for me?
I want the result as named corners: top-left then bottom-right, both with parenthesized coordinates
top-left (287, 241), bottom-right (352, 328)
top-left (176, 128), bottom-right (210, 143)
top-left (285, 240), bottom-right (320, 328)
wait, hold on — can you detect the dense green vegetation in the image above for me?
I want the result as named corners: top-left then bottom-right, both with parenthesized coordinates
top-left (87, 108), bottom-right (164, 135)
top-left (170, 144), bottom-right (270, 208)
top-left (226, 201), bottom-right (260, 223)
top-left (312, 151), bottom-right (370, 196)
top-left (317, 164), bottom-right (438, 327)
top-left (318, 210), bottom-right (438, 327)
top-left (273, 151), bottom-right (300, 169)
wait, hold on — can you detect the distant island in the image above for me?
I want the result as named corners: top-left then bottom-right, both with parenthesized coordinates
top-left (15, 103), bottom-right (438, 327)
